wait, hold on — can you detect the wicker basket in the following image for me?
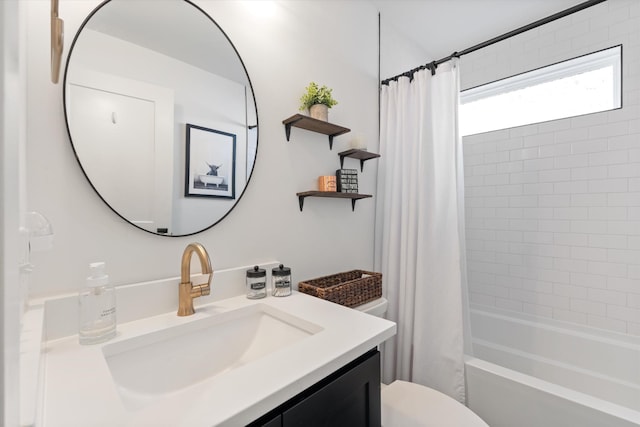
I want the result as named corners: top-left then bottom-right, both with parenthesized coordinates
top-left (298, 270), bottom-right (382, 308)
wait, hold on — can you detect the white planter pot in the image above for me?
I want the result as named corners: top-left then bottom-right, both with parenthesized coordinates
top-left (309, 104), bottom-right (328, 121)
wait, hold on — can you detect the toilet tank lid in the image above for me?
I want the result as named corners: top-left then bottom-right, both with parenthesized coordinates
top-left (355, 297), bottom-right (388, 317)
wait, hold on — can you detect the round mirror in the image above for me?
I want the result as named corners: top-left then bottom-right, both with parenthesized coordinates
top-left (64, 0), bottom-right (258, 236)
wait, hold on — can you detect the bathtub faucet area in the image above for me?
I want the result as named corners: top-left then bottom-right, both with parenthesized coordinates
top-left (177, 242), bottom-right (213, 316)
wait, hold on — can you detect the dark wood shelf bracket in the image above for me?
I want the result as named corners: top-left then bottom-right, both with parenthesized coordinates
top-left (298, 194), bottom-right (306, 211)
top-left (328, 135), bottom-right (336, 150)
top-left (296, 191), bottom-right (372, 212)
top-left (285, 123), bottom-right (293, 141)
top-left (284, 115), bottom-right (379, 212)
top-left (283, 114), bottom-right (350, 150)
top-left (338, 149), bottom-right (381, 171)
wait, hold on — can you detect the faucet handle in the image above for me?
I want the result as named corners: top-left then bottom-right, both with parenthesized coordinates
top-left (192, 283), bottom-right (210, 297)
top-left (186, 272), bottom-right (211, 285)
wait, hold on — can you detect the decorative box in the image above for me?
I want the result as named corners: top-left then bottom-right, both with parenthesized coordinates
top-left (336, 169), bottom-right (358, 193)
top-left (318, 175), bottom-right (337, 192)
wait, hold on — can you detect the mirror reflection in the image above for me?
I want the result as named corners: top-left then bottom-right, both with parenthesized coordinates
top-left (64, 0), bottom-right (258, 236)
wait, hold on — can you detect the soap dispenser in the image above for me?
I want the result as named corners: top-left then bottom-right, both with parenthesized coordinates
top-left (78, 262), bottom-right (116, 345)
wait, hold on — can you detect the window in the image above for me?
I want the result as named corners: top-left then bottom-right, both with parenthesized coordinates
top-left (460, 45), bottom-right (621, 137)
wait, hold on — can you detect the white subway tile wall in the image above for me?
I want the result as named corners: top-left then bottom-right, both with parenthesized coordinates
top-left (461, 0), bottom-right (640, 336)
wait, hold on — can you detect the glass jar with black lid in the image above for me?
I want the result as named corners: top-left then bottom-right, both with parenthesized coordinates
top-left (272, 264), bottom-right (292, 297)
top-left (246, 265), bottom-right (267, 299)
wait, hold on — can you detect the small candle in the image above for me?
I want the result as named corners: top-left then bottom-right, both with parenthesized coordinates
top-left (349, 133), bottom-right (366, 150)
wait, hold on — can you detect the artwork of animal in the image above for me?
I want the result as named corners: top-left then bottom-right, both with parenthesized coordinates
top-left (206, 162), bottom-right (222, 176)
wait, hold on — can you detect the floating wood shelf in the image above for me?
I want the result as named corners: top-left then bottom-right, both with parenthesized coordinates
top-left (283, 114), bottom-right (350, 150)
top-left (338, 149), bottom-right (381, 171)
top-left (296, 191), bottom-right (372, 211)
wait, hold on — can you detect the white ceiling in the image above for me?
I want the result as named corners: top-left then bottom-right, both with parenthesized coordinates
top-left (373, 0), bottom-right (588, 62)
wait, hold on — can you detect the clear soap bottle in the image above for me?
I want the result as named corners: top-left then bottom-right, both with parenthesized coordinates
top-left (79, 262), bottom-right (117, 345)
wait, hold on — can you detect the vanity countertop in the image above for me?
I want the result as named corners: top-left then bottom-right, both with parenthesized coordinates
top-left (38, 291), bottom-right (396, 426)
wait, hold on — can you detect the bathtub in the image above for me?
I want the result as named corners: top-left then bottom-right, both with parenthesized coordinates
top-left (464, 306), bottom-right (640, 427)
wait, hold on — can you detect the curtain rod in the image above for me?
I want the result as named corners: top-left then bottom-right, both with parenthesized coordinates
top-left (381, 0), bottom-right (607, 85)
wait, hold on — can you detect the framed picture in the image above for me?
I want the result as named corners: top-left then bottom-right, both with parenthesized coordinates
top-left (184, 124), bottom-right (236, 199)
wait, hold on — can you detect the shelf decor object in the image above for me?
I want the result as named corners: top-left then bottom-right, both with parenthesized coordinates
top-left (338, 149), bottom-right (381, 172)
top-left (299, 82), bottom-right (338, 122)
top-left (336, 169), bottom-right (358, 193)
top-left (283, 114), bottom-right (350, 150)
top-left (318, 175), bottom-right (337, 192)
top-left (296, 191), bottom-right (372, 211)
top-left (298, 270), bottom-right (383, 308)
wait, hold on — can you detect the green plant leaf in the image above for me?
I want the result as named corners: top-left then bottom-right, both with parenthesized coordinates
top-left (299, 81), bottom-right (338, 111)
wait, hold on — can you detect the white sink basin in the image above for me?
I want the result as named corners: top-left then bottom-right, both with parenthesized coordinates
top-left (102, 303), bottom-right (322, 409)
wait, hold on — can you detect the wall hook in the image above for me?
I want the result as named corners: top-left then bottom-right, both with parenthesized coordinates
top-left (51, 0), bottom-right (64, 84)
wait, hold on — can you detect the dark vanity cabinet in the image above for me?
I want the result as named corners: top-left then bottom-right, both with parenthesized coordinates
top-left (249, 349), bottom-right (381, 427)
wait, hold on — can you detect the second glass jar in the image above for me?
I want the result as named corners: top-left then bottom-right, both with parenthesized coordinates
top-left (272, 264), bottom-right (292, 297)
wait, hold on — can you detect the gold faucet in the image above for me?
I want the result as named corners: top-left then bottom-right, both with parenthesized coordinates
top-left (177, 243), bottom-right (213, 316)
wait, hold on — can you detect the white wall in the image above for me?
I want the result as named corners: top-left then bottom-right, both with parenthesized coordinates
top-left (378, 10), bottom-right (432, 81)
top-left (25, 0), bottom-right (380, 297)
top-left (462, 0), bottom-right (640, 336)
top-left (1, 0), bottom-right (26, 425)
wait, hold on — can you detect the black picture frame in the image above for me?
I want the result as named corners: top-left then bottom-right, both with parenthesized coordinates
top-left (184, 123), bottom-right (236, 199)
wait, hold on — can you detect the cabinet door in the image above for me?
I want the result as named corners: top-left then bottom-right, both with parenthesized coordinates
top-left (282, 351), bottom-right (380, 427)
top-left (260, 414), bottom-right (282, 427)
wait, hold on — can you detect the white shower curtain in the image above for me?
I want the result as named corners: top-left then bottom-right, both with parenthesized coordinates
top-left (374, 59), bottom-right (470, 403)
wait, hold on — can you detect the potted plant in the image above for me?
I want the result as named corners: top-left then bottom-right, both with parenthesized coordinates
top-left (299, 82), bottom-right (338, 121)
